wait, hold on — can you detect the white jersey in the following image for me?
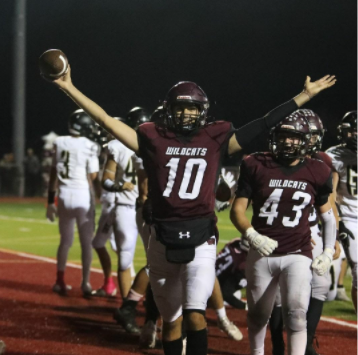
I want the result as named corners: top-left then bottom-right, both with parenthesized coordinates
top-left (326, 144), bottom-right (357, 222)
top-left (108, 139), bottom-right (144, 205)
top-left (54, 136), bottom-right (99, 190)
top-left (98, 146), bottom-right (116, 205)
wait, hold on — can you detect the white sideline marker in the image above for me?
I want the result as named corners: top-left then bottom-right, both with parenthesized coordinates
top-left (0, 249), bottom-right (357, 330)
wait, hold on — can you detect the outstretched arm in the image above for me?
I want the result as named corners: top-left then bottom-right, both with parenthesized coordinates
top-left (228, 75), bottom-right (337, 155)
top-left (43, 66), bottom-right (139, 154)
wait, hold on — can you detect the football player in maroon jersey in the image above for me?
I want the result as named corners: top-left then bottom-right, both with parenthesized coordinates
top-left (231, 112), bottom-right (337, 355)
top-left (214, 238), bottom-right (248, 310)
top-left (268, 110), bottom-right (341, 355)
top-left (45, 65), bottom-right (335, 355)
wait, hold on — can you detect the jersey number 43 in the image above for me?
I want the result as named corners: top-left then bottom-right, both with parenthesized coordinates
top-left (259, 188), bottom-right (311, 227)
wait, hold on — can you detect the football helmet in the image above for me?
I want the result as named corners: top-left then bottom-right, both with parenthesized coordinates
top-left (269, 110), bottom-right (312, 162)
top-left (125, 107), bottom-right (150, 129)
top-left (163, 81), bottom-right (209, 133)
top-left (303, 109), bottom-right (325, 154)
top-left (92, 117), bottom-right (123, 147)
top-left (150, 106), bottom-right (166, 126)
top-left (68, 109), bottom-right (95, 138)
top-left (338, 111), bottom-right (357, 152)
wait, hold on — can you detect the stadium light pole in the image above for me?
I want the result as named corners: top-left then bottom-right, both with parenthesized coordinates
top-left (12, 0), bottom-right (27, 197)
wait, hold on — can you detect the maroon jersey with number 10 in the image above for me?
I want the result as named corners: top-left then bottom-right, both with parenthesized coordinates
top-left (236, 152), bottom-right (332, 258)
top-left (137, 121), bottom-right (234, 221)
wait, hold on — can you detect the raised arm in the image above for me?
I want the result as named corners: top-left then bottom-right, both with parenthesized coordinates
top-left (44, 66), bottom-right (139, 154)
top-left (228, 75), bottom-right (337, 155)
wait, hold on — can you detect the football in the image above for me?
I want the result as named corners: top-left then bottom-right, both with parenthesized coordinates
top-left (39, 49), bottom-right (68, 79)
top-left (215, 181), bottom-right (232, 202)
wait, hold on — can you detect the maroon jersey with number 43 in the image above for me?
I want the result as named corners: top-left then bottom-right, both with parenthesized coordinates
top-left (137, 121), bottom-right (234, 221)
top-left (236, 152), bottom-right (332, 258)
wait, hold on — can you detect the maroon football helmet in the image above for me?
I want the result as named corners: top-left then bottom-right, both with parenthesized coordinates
top-left (302, 109), bottom-right (325, 154)
top-left (269, 110), bottom-right (312, 162)
top-left (163, 81), bottom-right (210, 133)
top-left (338, 111), bottom-right (357, 152)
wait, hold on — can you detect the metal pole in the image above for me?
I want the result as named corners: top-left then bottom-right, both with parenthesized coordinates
top-left (12, 0), bottom-right (27, 197)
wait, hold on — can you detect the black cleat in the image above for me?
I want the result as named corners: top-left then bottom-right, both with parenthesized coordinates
top-left (113, 307), bottom-right (140, 334)
top-left (305, 336), bottom-right (321, 355)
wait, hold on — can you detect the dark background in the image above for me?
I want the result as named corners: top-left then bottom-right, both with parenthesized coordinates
top-left (0, 0), bottom-right (356, 158)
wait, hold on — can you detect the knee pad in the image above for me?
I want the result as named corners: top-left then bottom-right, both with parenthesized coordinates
top-left (118, 250), bottom-right (133, 271)
top-left (286, 309), bottom-right (306, 332)
top-left (59, 239), bottom-right (73, 249)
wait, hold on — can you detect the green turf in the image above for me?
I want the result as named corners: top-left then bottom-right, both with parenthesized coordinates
top-left (0, 201), bottom-right (356, 321)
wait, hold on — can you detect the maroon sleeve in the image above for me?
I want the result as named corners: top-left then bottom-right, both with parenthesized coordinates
top-left (205, 121), bottom-right (236, 148)
top-left (316, 151), bottom-right (334, 171)
top-left (136, 122), bottom-right (157, 158)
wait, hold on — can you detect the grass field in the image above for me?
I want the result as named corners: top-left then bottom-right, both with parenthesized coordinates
top-left (0, 200), bottom-right (356, 321)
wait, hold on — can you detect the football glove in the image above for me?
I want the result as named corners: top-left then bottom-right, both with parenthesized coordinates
top-left (220, 168), bottom-right (236, 188)
top-left (46, 203), bottom-right (57, 222)
top-left (244, 227), bottom-right (278, 257)
top-left (312, 248), bottom-right (334, 276)
top-left (338, 221), bottom-right (355, 249)
top-left (215, 199), bottom-right (230, 212)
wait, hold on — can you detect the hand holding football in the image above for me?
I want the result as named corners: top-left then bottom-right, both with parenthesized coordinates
top-left (39, 49), bottom-right (69, 79)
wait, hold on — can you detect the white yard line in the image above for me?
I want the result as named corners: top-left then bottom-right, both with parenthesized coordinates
top-left (320, 316), bottom-right (357, 329)
top-left (0, 248), bottom-right (117, 276)
top-left (0, 248), bottom-right (356, 329)
top-left (0, 215), bottom-right (52, 225)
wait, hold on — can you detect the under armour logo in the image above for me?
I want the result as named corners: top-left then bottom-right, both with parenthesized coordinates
top-left (179, 231), bottom-right (191, 239)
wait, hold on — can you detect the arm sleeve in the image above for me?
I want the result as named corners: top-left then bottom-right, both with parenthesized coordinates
top-left (320, 208), bottom-right (336, 251)
top-left (235, 159), bottom-right (253, 199)
top-left (235, 99), bottom-right (298, 149)
top-left (315, 172), bottom-right (333, 206)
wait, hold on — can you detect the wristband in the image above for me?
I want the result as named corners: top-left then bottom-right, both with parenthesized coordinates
top-left (48, 191), bottom-right (56, 204)
top-left (103, 179), bottom-right (123, 192)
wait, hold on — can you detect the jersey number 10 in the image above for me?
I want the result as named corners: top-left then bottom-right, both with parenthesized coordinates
top-left (163, 158), bottom-right (207, 200)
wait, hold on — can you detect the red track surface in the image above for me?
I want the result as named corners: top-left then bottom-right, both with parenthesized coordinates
top-left (0, 250), bottom-right (356, 355)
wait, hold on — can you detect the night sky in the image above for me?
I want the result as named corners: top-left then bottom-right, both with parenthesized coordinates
top-left (1, 0), bottom-right (356, 158)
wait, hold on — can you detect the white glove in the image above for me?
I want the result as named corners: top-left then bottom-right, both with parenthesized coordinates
top-left (215, 199), bottom-right (230, 212)
top-left (46, 203), bottom-right (57, 222)
top-left (220, 168), bottom-right (236, 188)
top-left (244, 227), bottom-right (278, 257)
top-left (312, 248), bottom-right (333, 276)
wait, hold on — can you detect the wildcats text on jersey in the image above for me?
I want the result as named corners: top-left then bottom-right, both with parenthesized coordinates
top-left (165, 147), bottom-right (208, 156)
top-left (269, 179), bottom-right (307, 191)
